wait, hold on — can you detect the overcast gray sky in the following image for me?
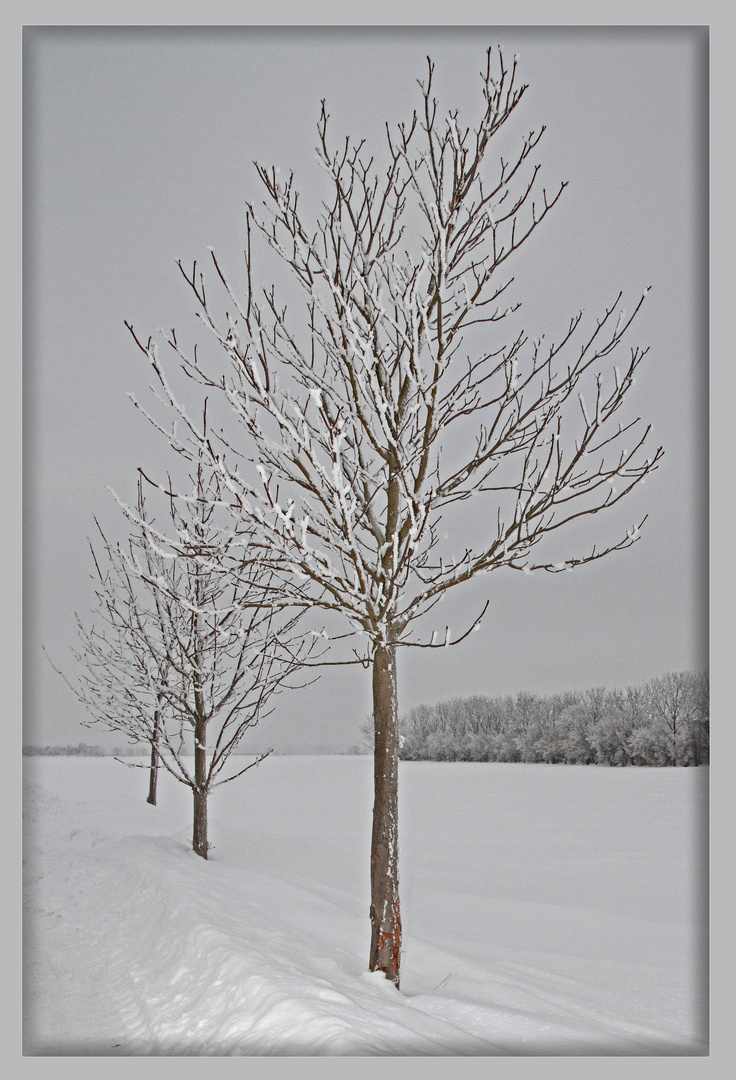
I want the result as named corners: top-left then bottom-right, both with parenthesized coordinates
top-left (24, 25), bottom-right (708, 751)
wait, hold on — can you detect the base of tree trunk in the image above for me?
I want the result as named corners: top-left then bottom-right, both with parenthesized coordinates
top-left (192, 787), bottom-right (208, 859)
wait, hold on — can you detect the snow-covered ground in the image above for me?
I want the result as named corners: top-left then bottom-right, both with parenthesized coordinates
top-left (22, 756), bottom-right (708, 1057)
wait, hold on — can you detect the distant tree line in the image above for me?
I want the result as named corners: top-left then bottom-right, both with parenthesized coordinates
top-left (369, 671), bottom-right (708, 766)
top-left (22, 742), bottom-right (147, 757)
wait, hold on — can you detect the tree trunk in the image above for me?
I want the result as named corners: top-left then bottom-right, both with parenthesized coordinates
top-left (672, 717), bottom-right (678, 767)
top-left (146, 710), bottom-right (160, 806)
top-left (369, 640), bottom-right (402, 987)
top-left (192, 720), bottom-right (209, 859)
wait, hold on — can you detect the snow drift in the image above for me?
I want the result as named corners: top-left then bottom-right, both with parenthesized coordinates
top-left (23, 756), bottom-right (708, 1056)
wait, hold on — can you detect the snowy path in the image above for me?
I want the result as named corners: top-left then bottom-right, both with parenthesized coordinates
top-left (22, 757), bottom-right (708, 1056)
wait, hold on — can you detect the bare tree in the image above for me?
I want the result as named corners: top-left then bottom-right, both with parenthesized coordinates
top-left (126, 48), bottom-right (663, 982)
top-left (644, 671), bottom-right (708, 767)
top-left (688, 670), bottom-right (710, 766)
top-left (587, 685), bottom-right (644, 766)
top-left (51, 461), bottom-right (314, 858)
top-left (47, 477), bottom-right (173, 802)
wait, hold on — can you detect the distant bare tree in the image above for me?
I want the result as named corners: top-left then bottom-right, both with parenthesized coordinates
top-left (584, 686), bottom-right (642, 766)
top-left (687, 671), bottom-right (709, 766)
top-left (127, 47), bottom-right (662, 983)
top-left (645, 671), bottom-right (708, 767)
top-left (50, 460), bottom-right (314, 858)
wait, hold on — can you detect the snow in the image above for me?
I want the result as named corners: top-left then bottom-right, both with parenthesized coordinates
top-left (23, 756), bottom-right (707, 1057)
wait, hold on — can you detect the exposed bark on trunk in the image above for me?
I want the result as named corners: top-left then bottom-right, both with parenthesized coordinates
top-left (192, 719), bottom-right (209, 859)
top-left (191, 598), bottom-right (209, 858)
top-left (146, 710), bottom-right (160, 806)
top-left (369, 640), bottom-right (402, 987)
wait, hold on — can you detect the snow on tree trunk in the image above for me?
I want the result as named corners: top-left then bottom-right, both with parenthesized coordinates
top-left (369, 641), bottom-right (401, 987)
top-left (192, 722), bottom-right (208, 860)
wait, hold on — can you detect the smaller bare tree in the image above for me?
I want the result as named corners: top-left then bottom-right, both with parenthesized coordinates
top-left (50, 459), bottom-right (315, 858)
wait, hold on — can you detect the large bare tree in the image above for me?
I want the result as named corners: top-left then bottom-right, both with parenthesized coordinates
top-left (51, 461), bottom-right (314, 858)
top-left (127, 47), bottom-right (663, 983)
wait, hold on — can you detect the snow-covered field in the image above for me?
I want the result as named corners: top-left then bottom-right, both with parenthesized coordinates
top-left (22, 756), bottom-right (708, 1057)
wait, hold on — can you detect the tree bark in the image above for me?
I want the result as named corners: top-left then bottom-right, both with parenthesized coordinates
top-left (146, 709), bottom-right (160, 806)
top-left (192, 720), bottom-right (209, 859)
top-left (369, 640), bottom-right (402, 987)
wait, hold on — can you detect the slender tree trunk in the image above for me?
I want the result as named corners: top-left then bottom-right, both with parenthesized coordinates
top-left (146, 709), bottom-right (160, 806)
top-left (672, 717), bottom-right (678, 767)
top-left (192, 718), bottom-right (209, 859)
top-left (369, 640), bottom-right (402, 987)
